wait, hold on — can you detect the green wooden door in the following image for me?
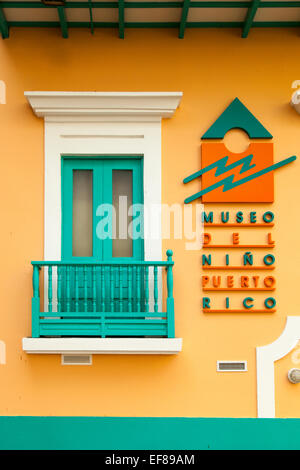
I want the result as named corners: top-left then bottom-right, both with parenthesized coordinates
top-left (61, 157), bottom-right (144, 312)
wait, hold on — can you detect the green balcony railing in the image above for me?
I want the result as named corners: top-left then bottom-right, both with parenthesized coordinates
top-left (31, 250), bottom-right (175, 338)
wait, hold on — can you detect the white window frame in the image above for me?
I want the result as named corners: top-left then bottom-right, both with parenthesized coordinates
top-left (25, 92), bottom-right (182, 313)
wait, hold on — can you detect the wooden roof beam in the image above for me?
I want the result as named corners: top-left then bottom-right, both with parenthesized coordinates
top-left (242, 0), bottom-right (261, 38)
top-left (119, 0), bottom-right (125, 38)
top-left (179, 0), bottom-right (190, 38)
top-left (57, 6), bottom-right (68, 38)
top-left (88, 0), bottom-right (94, 34)
top-left (0, 8), bottom-right (9, 38)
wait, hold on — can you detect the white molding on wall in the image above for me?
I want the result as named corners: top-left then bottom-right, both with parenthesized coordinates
top-left (291, 91), bottom-right (300, 115)
top-left (22, 337), bottom-right (183, 355)
top-left (256, 316), bottom-right (300, 418)
top-left (25, 91), bottom-right (182, 315)
top-left (24, 91), bottom-right (183, 121)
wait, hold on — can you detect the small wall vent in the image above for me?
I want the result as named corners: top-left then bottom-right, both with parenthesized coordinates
top-left (62, 355), bottom-right (92, 365)
top-left (217, 361), bottom-right (247, 372)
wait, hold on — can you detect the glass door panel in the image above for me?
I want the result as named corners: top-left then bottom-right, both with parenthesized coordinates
top-left (112, 169), bottom-right (133, 258)
top-left (72, 169), bottom-right (93, 258)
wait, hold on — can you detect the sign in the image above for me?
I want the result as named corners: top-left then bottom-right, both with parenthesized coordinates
top-left (183, 98), bottom-right (297, 314)
top-left (184, 98), bottom-right (295, 203)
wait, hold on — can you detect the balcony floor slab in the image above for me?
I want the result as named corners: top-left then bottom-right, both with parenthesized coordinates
top-left (22, 337), bottom-right (182, 355)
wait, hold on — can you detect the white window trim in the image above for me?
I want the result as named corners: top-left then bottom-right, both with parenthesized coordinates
top-left (25, 91), bottom-right (182, 261)
top-left (25, 92), bottom-right (182, 312)
top-left (256, 316), bottom-right (300, 418)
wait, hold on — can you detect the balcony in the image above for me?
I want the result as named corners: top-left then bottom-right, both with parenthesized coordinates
top-left (22, 250), bottom-right (182, 355)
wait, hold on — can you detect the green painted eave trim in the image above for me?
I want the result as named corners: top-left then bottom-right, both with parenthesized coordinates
top-left (2, 0), bottom-right (300, 40)
top-left (0, 7), bottom-right (9, 38)
top-left (6, 20), bottom-right (300, 29)
top-left (1, 417), bottom-right (300, 450)
top-left (242, 0), bottom-right (261, 38)
top-left (57, 6), bottom-right (68, 38)
top-left (118, 0), bottom-right (124, 38)
top-left (2, 1), bottom-right (300, 8)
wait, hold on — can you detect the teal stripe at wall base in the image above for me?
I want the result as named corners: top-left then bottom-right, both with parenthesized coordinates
top-left (1, 417), bottom-right (300, 449)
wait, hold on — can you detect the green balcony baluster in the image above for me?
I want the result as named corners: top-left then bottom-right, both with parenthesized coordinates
top-left (92, 266), bottom-right (96, 313)
top-left (119, 266), bottom-right (123, 313)
top-left (48, 266), bottom-right (52, 313)
top-left (115, 266), bottom-right (119, 312)
top-left (128, 266), bottom-right (132, 313)
top-left (133, 266), bottom-right (136, 311)
top-left (145, 266), bottom-right (149, 313)
top-left (66, 265), bottom-right (71, 313)
top-left (136, 265), bottom-right (141, 313)
top-left (166, 249), bottom-right (175, 338)
top-left (101, 265), bottom-right (105, 337)
top-left (32, 264), bottom-right (40, 338)
top-left (84, 266), bottom-right (88, 313)
top-left (154, 265), bottom-right (158, 313)
top-left (101, 266), bottom-right (105, 312)
top-left (75, 266), bottom-right (79, 313)
top-left (110, 266), bottom-right (114, 313)
top-left (57, 266), bottom-right (62, 313)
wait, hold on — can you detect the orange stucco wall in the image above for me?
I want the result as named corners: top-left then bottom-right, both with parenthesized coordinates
top-left (0, 27), bottom-right (300, 417)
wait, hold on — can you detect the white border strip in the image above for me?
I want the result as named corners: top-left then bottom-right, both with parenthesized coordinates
top-left (24, 91), bottom-right (183, 119)
top-left (25, 92), bottom-right (182, 314)
top-left (23, 338), bottom-right (183, 355)
top-left (256, 316), bottom-right (300, 418)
